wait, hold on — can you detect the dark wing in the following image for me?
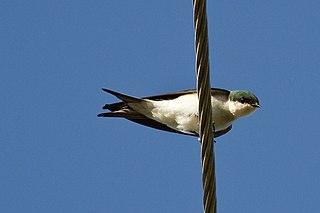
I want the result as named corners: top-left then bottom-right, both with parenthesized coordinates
top-left (98, 109), bottom-right (231, 138)
top-left (97, 110), bottom-right (196, 136)
top-left (127, 117), bottom-right (196, 136)
top-left (142, 88), bottom-right (230, 101)
top-left (214, 125), bottom-right (232, 138)
top-left (123, 119), bottom-right (231, 138)
top-left (210, 88), bottom-right (230, 102)
top-left (102, 88), bottom-right (230, 111)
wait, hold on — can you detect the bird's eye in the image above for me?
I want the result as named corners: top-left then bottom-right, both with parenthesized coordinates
top-left (240, 97), bottom-right (245, 103)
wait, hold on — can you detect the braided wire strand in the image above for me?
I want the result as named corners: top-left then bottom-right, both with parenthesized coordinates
top-left (192, 0), bottom-right (217, 212)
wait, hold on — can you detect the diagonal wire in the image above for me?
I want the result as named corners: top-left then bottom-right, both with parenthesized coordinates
top-left (192, 0), bottom-right (217, 212)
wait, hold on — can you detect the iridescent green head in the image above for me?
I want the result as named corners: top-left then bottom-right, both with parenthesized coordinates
top-left (229, 90), bottom-right (260, 108)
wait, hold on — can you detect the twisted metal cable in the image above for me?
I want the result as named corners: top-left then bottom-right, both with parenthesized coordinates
top-left (192, 0), bottom-right (217, 212)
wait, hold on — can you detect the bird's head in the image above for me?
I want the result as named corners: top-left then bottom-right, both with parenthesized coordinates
top-left (229, 90), bottom-right (260, 118)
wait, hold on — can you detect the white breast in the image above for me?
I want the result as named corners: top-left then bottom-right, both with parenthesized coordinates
top-left (130, 94), bottom-right (235, 135)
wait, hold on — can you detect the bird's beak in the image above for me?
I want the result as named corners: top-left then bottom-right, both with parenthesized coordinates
top-left (251, 103), bottom-right (260, 108)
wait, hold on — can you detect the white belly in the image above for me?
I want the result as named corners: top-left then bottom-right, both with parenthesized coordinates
top-left (132, 93), bottom-right (235, 135)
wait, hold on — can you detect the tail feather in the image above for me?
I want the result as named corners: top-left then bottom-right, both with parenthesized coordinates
top-left (97, 108), bottom-right (145, 119)
top-left (97, 112), bottom-right (122, 117)
top-left (102, 102), bottom-right (125, 111)
top-left (98, 89), bottom-right (145, 119)
top-left (102, 88), bottom-right (141, 103)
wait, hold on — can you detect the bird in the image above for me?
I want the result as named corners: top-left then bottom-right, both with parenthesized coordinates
top-left (97, 88), bottom-right (259, 138)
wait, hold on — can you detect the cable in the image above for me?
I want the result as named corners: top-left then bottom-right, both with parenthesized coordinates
top-left (192, 0), bottom-right (217, 212)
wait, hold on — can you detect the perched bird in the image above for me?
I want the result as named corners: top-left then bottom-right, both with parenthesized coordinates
top-left (97, 88), bottom-right (259, 138)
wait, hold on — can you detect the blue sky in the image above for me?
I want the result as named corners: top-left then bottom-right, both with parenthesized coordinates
top-left (1, 0), bottom-right (320, 212)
